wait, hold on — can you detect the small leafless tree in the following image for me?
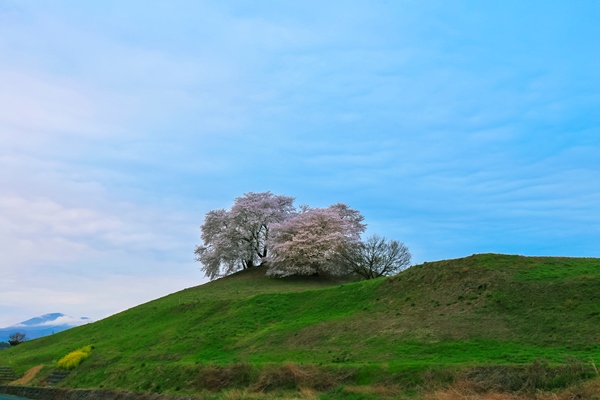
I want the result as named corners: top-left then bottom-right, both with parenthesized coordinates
top-left (337, 234), bottom-right (411, 279)
top-left (8, 332), bottom-right (26, 346)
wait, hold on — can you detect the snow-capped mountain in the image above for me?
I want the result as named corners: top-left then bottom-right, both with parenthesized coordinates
top-left (0, 313), bottom-right (92, 342)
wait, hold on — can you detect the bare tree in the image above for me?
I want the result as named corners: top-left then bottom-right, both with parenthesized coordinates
top-left (195, 191), bottom-right (296, 279)
top-left (336, 234), bottom-right (411, 279)
top-left (8, 332), bottom-right (26, 346)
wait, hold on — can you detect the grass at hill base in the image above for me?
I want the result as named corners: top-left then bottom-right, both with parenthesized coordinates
top-left (1, 254), bottom-right (600, 398)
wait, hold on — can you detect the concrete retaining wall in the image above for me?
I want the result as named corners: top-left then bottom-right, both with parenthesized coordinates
top-left (0, 386), bottom-right (202, 400)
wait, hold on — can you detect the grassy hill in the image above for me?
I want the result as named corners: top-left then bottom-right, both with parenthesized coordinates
top-left (1, 254), bottom-right (600, 399)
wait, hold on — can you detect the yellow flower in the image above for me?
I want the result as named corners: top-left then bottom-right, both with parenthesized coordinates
top-left (57, 345), bottom-right (93, 370)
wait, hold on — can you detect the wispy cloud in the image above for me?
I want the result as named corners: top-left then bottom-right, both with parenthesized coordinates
top-left (13, 315), bottom-right (90, 328)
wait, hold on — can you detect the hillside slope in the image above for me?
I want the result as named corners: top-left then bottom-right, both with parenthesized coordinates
top-left (1, 254), bottom-right (599, 396)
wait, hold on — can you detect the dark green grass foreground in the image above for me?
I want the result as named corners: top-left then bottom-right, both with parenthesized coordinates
top-left (1, 254), bottom-right (600, 397)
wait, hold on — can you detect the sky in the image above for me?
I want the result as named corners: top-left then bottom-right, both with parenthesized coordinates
top-left (1, 0), bottom-right (599, 328)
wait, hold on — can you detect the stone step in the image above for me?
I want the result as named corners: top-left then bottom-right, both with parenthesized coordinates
top-left (46, 370), bottom-right (70, 386)
top-left (0, 366), bottom-right (18, 383)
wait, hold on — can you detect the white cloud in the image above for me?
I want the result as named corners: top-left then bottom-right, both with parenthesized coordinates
top-left (0, 71), bottom-right (99, 137)
top-left (0, 271), bottom-right (206, 328)
top-left (0, 194), bottom-right (117, 269)
top-left (0, 191), bottom-right (200, 272)
top-left (14, 315), bottom-right (90, 328)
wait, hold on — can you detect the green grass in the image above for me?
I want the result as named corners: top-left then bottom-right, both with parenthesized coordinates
top-left (1, 254), bottom-right (600, 398)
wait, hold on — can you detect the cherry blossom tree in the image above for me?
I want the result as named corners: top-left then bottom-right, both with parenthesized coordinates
top-left (267, 203), bottom-right (366, 277)
top-left (336, 234), bottom-right (411, 279)
top-left (195, 191), bottom-right (295, 279)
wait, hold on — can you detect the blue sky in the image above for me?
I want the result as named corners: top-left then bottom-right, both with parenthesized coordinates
top-left (1, 1), bottom-right (599, 327)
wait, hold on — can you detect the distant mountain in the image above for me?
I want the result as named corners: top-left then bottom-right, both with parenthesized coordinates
top-left (0, 313), bottom-right (92, 342)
